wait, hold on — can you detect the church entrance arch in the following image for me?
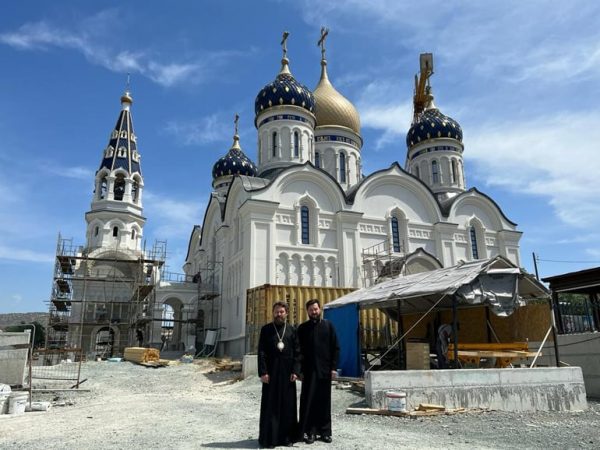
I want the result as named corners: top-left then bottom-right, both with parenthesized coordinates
top-left (161, 298), bottom-right (184, 351)
top-left (93, 326), bottom-right (115, 358)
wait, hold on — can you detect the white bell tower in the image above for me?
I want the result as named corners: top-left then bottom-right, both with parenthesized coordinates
top-left (85, 89), bottom-right (145, 254)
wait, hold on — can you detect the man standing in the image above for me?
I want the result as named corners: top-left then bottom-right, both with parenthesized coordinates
top-left (258, 301), bottom-right (300, 448)
top-left (298, 299), bottom-right (340, 444)
top-left (435, 323), bottom-right (453, 369)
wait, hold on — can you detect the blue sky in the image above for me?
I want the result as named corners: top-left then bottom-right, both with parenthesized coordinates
top-left (1, 0), bottom-right (599, 313)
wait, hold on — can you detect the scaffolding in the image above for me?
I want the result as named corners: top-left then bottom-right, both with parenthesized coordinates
top-left (361, 238), bottom-right (408, 287)
top-left (46, 234), bottom-right (166, 362)
top-left (194, 259), bottom-right (223, 352)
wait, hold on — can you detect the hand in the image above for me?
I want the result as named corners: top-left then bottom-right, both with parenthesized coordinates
top-left (331, 370), bottom-right (338, 379)
top-left (260, 374), bottom-right (270, 384)
top-left (290, 373), bottom-right (298, 382)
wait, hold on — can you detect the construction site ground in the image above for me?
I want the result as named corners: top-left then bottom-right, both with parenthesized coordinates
top-left (1, 359), bottom-right (599, 449)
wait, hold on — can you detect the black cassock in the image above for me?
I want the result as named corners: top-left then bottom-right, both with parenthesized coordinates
top-left (298, 319), bottom-right (340, 438)
top-left (258, 322), bottom-right (300, 448)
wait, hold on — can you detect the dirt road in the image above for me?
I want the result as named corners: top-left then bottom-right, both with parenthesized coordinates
top-left (1, 360), bottom-right (599, 449)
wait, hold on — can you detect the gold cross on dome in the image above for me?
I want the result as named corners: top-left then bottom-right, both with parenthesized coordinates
top-left (281, 31), bottom-right (290, 58)
top-left (318, 27), bottom-right (329, 60)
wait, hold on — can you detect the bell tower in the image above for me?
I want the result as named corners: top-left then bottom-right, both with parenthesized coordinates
top-left (85, 88), bottom-right (145, 253)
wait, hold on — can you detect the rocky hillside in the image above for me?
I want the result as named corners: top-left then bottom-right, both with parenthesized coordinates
top-left (0, 312), bottom-right (48, 330)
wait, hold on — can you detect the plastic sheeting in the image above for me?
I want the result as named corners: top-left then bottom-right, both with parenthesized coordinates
top-left (324, 256), bottom-right (549, 317)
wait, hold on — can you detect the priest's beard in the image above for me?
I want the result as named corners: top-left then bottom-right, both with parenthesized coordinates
top-left (273, 316), bottom-right (286, 326)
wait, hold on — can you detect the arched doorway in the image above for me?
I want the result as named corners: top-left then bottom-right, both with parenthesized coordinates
top-left (94, 326), bottom-right (115, 358)
top-left (161, 298), bottom-right (184, 351)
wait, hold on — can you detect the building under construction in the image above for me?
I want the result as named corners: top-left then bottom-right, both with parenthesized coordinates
top-left (46, 234), bottom-right (166, 359)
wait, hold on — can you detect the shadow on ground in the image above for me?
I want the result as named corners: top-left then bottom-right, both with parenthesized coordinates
top-left (201, 438), bottom-right (257, 448)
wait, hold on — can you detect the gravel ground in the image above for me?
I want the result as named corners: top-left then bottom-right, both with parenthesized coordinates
top-left (1, 360), bottom-right (599, 449)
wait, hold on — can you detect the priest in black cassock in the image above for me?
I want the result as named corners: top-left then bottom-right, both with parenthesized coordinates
top-left (258, 301), bottom-right (300, 448)
top-left (298, 299), bottom-right (340, 444)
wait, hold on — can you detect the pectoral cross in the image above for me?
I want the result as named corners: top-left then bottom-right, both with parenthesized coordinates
top-left (281, 31), bottom-right (290, 59)
top-left (318, 27), bottom-right (329, 60)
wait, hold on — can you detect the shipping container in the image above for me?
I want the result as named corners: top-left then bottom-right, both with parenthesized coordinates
top-left (246, 284), bottom-right (397, 353)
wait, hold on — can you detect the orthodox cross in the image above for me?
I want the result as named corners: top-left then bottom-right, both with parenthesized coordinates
top-left (234, 113), bottom-right (239, 136)
top-left (281, 31), bottom-right (290, 58)
top-left (318, 27), bottom-right (329, 60)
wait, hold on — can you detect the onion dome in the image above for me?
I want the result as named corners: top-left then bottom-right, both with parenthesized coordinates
top-left (212, 129), bottom-right (258, 180)
top-left (406, 93), bottom-right (462, 148)
top-left (313, 55), bottom-right (361, 135)
top-left (254, 33), bottom-right (314, 120)
top-left (98, 89), bottom-right (141, 175)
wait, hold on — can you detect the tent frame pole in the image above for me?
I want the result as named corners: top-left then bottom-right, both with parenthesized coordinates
top-left (452, 295), bottom-right (459, 369)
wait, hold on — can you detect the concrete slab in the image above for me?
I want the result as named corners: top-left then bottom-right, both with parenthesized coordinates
top-left (0, 332), bottom-right (30, 386)
top-left (243, 354), bottom-right (258, 379)
top-left (366, 367), bottom-right (587, 412)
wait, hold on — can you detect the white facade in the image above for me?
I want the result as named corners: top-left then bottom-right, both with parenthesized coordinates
top-left (73, 45), bottom-right (522, 359)
top-left (175, 46), bottom-right (523, 358)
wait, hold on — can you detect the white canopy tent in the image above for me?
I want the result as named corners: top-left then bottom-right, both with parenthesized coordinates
top-left (322, 256), bottom-right (552, 374)
top-left (324, 256), bottom-right (550, 316)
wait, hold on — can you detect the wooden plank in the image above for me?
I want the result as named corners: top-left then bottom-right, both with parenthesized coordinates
top-left (417, 403), bottom-right (445, 411)
top-left (346, 407), bottom-right (409, 417)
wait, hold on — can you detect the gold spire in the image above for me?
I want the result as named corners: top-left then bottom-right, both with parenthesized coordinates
top-left (121, 73), bottom-right (133, 106)
top-left (313, 28), bottom-right (361, 135)
top-left (424, 85), bottom-right (437, 110)
top-left (231, 113), bottom-right (241, 150)
top-left (278, 31), bottom-right (292, 75)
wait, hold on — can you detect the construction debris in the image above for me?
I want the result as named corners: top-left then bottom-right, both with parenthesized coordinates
top-left (213, 359), bottom-right (242, 372)
top-left (123, 347), bottom-right (160, 365)
top-left (346, 404), bottom-right (470, 417)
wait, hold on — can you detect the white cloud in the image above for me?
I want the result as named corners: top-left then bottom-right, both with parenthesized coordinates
top-left (0, 15), bottom-right (242, 88)
top-left (466, 112), bottom-right (600, 228)
top-left (297, 0), bottom-right (600, 86)
top-left (165, 115), bottom-right (231, 146)
top-left (0, 245), bottom-right (54, 263)
top-left (143, 191), bottom-right (204, 239)
top-left (40, 163), bottom-right (94, 181)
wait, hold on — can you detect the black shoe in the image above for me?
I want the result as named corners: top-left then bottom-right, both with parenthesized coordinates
top-left (303, 434), bottom-right (315, 444)
top-left (320, 435), bottom-right (332, 443)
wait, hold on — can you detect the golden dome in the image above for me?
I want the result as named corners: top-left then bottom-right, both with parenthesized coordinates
top-left (313, 60), bottom-right (361, 135)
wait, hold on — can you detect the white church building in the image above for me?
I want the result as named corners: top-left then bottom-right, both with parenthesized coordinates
top-left (176, 36), bottom-right (522, 357)
top-left (58, 33), bottom-right (521, 358)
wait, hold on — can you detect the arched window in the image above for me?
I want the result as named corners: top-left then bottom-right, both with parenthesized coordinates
top-left (391, 217), bottom-right (401, 252)
top-left (432, 160), bottom-right (439, 184)
top-left (272, 131), bottom-right (277, 157)
top-left (114, 174), bottom-right (125, 201)
top-left (469, 226), bottom-right (479, 259)
top-left (301, 206), bottom-right (310, 244)
top-left (100, 177), bottom-right (107, 199)
top-left (451, 159), bottom-right (457, 184)
top-left (415, 166), bottom-right (420, 179)
top-left (315, 152), bottom-right (321, 168)
top-left (132, 179), bottom-right (139, 203)
top-left (131, 229), bottom-right (136, 240)
top-left (293, 131), bottom-right (299, 158)
top-left (339, 153), bottom-right (346, 183)
top-left (113, 226), bottom-right (119, 237)
top-left (94, 226), bottom-right (99, 237)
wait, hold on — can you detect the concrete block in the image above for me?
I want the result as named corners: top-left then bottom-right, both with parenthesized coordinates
top-left (366, 367), bottom-right (587, 412)
top-left (0, 332), bottom-right (30, 386)
top-left (243, 354), bottom-right (258, 379)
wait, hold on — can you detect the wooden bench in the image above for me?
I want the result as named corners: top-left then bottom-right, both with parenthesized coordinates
top-left (447, 342), bottom-right (537, 368)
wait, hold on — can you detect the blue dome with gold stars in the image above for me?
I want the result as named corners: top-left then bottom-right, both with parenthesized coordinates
top-left (212, 135), bottom-right (258, 179)
top-left (254, 57), bottom-right (315, 120)
top-left (406, 107), bottom-right (463, 148)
